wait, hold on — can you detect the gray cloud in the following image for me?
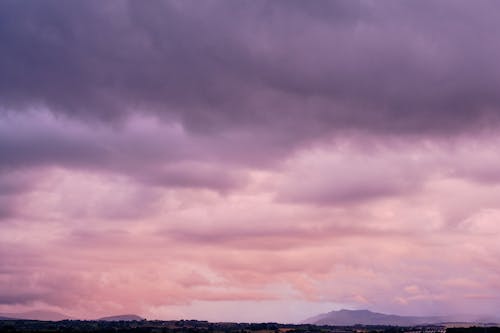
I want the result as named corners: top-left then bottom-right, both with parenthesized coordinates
top-left (1, 0), bottom-right (500, 138)
top-left (2, 0), bottom-right (500, 217)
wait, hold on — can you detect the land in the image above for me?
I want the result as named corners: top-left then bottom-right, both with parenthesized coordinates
top-left (2, 308), bottom-right (498, 333)
top-left (0, 318), bottom-right (454, 333)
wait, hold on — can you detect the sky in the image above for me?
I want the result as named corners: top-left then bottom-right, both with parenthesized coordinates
top-left (1, 0), bottom-right (500, 323)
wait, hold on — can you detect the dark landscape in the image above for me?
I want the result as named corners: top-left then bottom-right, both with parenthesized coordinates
top-left (1, 318), bottom-right (498, 333)
top-left (1, 310), bottom-right (499, 333)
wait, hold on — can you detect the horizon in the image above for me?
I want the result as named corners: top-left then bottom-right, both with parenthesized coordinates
top-left (1, 0), bottom-right (500, 324)
top-left (1, 308), bottom-right (499, 324)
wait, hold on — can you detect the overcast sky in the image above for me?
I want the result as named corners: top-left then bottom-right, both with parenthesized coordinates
top-left (2, 0), bottom-right (500, 322)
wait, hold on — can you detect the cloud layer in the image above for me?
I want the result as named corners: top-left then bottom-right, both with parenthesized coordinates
top-left (1, 0), bottom-right (500, 323)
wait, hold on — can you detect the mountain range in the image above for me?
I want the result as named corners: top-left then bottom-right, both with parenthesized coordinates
top-left (302, 309), bottom-right (500, 326)
top-left (0, 311), bottom-right (143, 322)
top-left (0, 310), bottom-right (72, 321)
top-left (1, 308), bottom-right (498, 325)
top-left (97, 315), bottom-right (144, 321)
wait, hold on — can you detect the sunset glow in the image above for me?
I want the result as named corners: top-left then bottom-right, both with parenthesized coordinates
top-left (1, 0), bottom-right (500, 323)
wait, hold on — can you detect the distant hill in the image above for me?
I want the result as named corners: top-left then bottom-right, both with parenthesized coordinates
top-left (98, 314), bottom-right (144, 321)
top-left (303, 309), bottom-right (445, 326)
top-left (0, 310), bottom-right (72, 321)
top-left (302, 309), bottom-right (500, 326)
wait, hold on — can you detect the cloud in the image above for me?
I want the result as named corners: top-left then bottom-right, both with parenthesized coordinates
top-left (276, 146), bottom-right (424, 205)
top-left (0, 111), bottom-right (249, 193)
top-left (0, 171), bottom-right (39, 220)
top-left (1, 0), bottom-right (500, 140)
top-left (3, 0), bottom-right (500, 322)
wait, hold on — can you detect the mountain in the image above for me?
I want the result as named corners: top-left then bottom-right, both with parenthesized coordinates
top-left (302, 309), bottom-right (445, 326)
top-left (0, 310), bottom-right (72, 321)
top-left (98, 314), bottom-right (144, 321)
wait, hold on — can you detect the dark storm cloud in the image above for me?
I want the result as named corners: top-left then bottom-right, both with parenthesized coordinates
top-left (1, 0), bottom-right (500, 137)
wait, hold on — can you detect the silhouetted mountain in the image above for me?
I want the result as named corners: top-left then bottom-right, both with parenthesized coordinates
top-left (98, 314), bottom-right (144, 321)
top-left (0, 310), bottom-right (72, 321)
top-left (303, 309), bottom-right (445, 326)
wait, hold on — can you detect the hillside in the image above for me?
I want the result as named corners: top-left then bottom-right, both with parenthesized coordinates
top-left (302, 309), bottom-right (445, 326)
top-left (98, 314), bottom-right (144, 321)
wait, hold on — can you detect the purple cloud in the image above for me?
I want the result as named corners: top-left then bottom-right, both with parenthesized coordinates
top-left (1, 0), bottom-right (500, 138)
top-left (2, 0), bottom-right (500, 322)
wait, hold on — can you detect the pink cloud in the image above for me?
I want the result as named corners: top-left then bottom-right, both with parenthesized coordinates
top-left (3, 1), bottom-right (500, 320)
